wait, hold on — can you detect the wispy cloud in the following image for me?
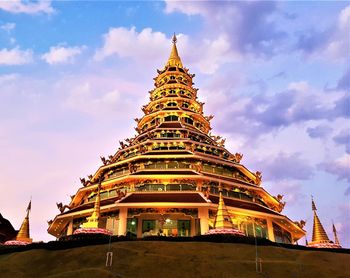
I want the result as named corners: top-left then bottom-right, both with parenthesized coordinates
top-left (319, 154), bottom-right (350, 183)
top-left (165, 1), bottom-right (287, 57)
top-left (0, 47), bottom-right (33, 65)
top-left (0, 0), bottom-right (54, 15)
top-left (41, 45), bottom-right (85, 65)
top-left (333, 129), bottom-right (350, 154)
top-left (94, 27), bottom-right (169, 63)
top-left (307, 125), bottom-right (333, 139)
top-left (296, 4), bottom-right (350, 61)
top-left (0, 23), bottom-right (16, 32)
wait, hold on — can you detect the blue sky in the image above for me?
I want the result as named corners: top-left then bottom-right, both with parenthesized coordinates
top-left (0, 1), bottom-right (349, 247)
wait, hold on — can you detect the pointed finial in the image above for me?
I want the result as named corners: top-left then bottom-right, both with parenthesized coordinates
top-left (26, 197), bottom-right (32, 217)
top-left (332, 221), bottom-right (341, 246)
top-left (165, 33), bottom-right (183, 68)
top-left (172, 33), bottom-right (177, 44)
top-left (311, 195), bottom-right (317, 211)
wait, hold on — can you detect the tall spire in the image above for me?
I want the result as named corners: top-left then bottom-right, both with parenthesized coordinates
top-left (81, 185), bottom-right (101, 229)
top-left (311, 197), bottom-right (330, 243)
top-left (307, 197), bottom-right (341, 248)
top-left (16, 200), bottom-right (32, 243)
top-left (166, 33), bottom-right (183, 68)
top-left (332, 222), bottom-right (341, 246)
top-left (213, 192), bottom-right (234, 229)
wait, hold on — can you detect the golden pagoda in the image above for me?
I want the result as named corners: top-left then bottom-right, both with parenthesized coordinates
top-left (307, 198), bottom-right (341, 248)
top-left (4, 201), bottom-right (32, 245)
top-left (205, 191), bottom-right (245, 236)
top-left (48, 35), bottom-right (305, 243)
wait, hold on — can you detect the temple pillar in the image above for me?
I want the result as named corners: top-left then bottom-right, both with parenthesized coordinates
top-left (118, 207), bottom-right (127, 236)
top-left (198, 207), bottom-right (209, 235)
top-left (130, 182), bottom-right (135, 192)
top-left (196, 180), bottom-right (203, 191)
top-left (267, 218), bottom-right (275, 242)
top-left (67, 219), bottom-right (73, 236)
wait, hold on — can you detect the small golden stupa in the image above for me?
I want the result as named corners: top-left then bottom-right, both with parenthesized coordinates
top-left (4, 200), bottom-right (32, 245)
top-left (307, 198), bottom-right (341, 248)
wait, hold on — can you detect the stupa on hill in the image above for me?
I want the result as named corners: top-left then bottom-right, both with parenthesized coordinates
top-left (48, 35), bottom-right (306, 243)
top-left (307, 198), bottom-right (341, 248)
top-left (3, 201), bottom-right (32, 245)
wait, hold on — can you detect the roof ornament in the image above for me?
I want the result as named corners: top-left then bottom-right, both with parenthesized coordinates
top-left (172, 32), bottom-right (177, 44)
top-left (166, 32), bottom-right (183, 68)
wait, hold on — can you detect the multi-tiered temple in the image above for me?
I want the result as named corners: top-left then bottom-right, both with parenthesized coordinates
top-left (48, 36), bottom-right (305, 243)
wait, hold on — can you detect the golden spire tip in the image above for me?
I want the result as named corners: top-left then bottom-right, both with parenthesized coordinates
top-left (172, 32), bottom-right (177, 44)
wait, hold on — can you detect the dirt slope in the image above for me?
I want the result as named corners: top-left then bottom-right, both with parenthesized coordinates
top-left (1, 241), bottom-right (349, 278)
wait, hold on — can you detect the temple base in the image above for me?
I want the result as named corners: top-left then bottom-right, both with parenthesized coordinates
top-left (73, 228), bottom-right (112, 236)
top-left (205, 228), bottom-right (245, 236)
top-left (3, 240), bottom-right (31, 246)
top-left (307, 241), bottom-right (342, 249)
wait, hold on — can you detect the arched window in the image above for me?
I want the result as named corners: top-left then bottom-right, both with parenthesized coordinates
top-left (179, 90), bottom-right (185, 95)
top-left (170, 76), bottom-right (175, 80)
top-left (183, 102), bottom-right (189, 108)
top-left (167, 102), bottom-right (177, 107)
top-left (151, 118), bottom-right (158, 125)
top-left (169, 90), bottom-right (176, 94)
top-left (184, 117), bottom-right (193, 125)
top-left (164, 115), bottom-right (179, 122)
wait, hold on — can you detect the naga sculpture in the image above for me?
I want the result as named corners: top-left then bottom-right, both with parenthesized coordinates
top-left (255, 171), bottom-right (262, 186)
top-left (79, 177), bottom-right (90, 187)
top-left (234, 153), bottom-right (243, 163)
top-left (56, 202), bottom-right (71, 213)
top-left (294, 220), bottom-right (306, 229)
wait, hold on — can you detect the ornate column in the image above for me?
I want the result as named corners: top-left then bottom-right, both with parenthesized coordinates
top-left (266, 218), bottom-right (275, 242)
top-left (67, 219), bottom-right (73, 236)
top-left (198, 207), bottom-right (209, 235)
top-left (118, 207), bottom-right (128, 236)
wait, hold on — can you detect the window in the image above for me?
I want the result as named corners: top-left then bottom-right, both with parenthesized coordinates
top-left (183, 102), bottom-right (189, 108)
top-left (167, 102), bottom-right (177, 107)
top-left (169, 90), bottom-right (176, 94)
top-left (273, 223), bottom-right (292, 244)
top-left (164, 115), bottom-right (178, 121)
top-left (184, 117), bottom-right (194, 125)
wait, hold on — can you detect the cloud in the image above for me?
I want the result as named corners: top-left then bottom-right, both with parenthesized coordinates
top-left (165, 1), bottom-right (287, 57)
top-left (64, 83), bottom-right (124, 114)
top-left (0, 0), bottom-right (54, 14)
top-left (94, 26), bottom-right (237, 74)
top-left (0, 47), bottom-right (33, 65)
top-left (337, 68), bottom-right (350, 91)
top-left (94, 27), bottom-right (168, 63)
top-left (307, 125), bottom-right (333, 139)
top-left (296, 4), bottom-right (350, 60)
top-left (333, 129), bottom-right (350, 154)
top-left (211, 79), bottom-right (348, 140)
top-left (319, 154), bottom-right (350, 183)
top-left (41, 45), bottom-right (85, 65)
top-left (256, 152), bottom-right (314, 182)
top-left (0, 73), bottom-right (19, 85)
top-left (0, 23), bottom-right (16, 32)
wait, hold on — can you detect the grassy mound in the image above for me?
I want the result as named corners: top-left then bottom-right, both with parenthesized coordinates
top-left (1, 240), bottom-right (349, 278)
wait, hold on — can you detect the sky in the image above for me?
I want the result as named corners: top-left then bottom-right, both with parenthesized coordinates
top-left (0, 1), bottom-right (349, 247)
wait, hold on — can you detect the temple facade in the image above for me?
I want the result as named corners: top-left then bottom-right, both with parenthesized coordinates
top-left (48, 35), bottom-right (305, 243)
